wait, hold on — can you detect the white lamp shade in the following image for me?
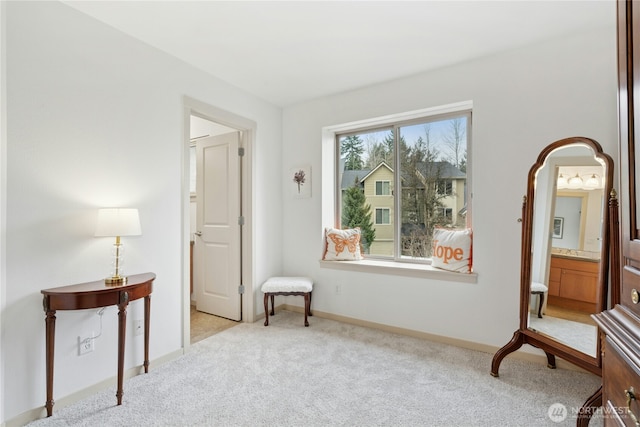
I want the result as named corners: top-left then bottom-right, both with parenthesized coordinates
top-left (585, 174), bottom-right (600, 188)
top-left (557, 173), bottom-right (568, 187)
top-left (95, 208), bottom-right (142, 237)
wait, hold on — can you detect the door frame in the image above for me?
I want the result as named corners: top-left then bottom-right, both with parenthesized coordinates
top-left (182, 96), bottom-right (255, 351)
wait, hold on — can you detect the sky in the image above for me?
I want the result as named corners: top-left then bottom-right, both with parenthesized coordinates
top-left (341, 116), bottom-right (468, 166)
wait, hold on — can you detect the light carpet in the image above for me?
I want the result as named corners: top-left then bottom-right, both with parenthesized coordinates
top-left (529, 315), bottom-right (597, 357)
top-left (28, 310), bottom-right (603, 426)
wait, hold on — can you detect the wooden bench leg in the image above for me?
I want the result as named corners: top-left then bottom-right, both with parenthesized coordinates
top-left (531, 291), bottom-right (544, 318)
top-left (262, 290), bottom-right (312, 327)
top-left (538, 292), bottom-right (545, 318)
top-left (263, 293), bottom-right (270, 326)
top-left (304, 293), bottom-right (310, 327)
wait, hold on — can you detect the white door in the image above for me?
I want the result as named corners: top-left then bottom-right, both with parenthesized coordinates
top-left (194, 132), bottom-right (242, 321)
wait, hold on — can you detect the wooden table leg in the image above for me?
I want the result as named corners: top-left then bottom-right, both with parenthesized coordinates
top-left (43, 297), bottom-right (56, 417)
top-left (143, 295), bottom-right (150, 373)
top-left (116, 291), bottom-right (129, 405)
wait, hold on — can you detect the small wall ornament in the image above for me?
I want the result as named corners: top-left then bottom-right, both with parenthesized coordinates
top-left (291, 165), bottom-right (311, 198)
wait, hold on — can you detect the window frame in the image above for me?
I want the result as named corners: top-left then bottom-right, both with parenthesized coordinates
top-left (335, 109), bottom-right (471, 264)
top-left (321, 101), bottom-right (476, 282)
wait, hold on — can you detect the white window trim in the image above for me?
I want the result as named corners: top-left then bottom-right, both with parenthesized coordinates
top-left (321, 101), bottom-right (475, 283)
top-left (319, 259), bottom-right (477, 283)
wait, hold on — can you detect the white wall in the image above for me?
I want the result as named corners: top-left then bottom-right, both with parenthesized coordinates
top-left (2, 1), bottom-right (282, 421)
top-left (0, 0), bottom-right (7, 423)
top-left (281, 24), bottom-right (618, 348)
top-left (0, 0), bottom-right (619, 422)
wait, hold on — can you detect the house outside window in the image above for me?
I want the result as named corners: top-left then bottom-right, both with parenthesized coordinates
top-left (337, 109), bottom-right (470, 262)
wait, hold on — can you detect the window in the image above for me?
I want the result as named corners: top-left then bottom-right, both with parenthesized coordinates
top-left (376, 181), bottom-right (391, 195)
top-left (375, 208), bottom-right (390, 224)
top-left (336, 109), bottom-right (471, 262)
top-left (436, 180), bottom-right (453, 196)
top-left (439, 207), bottom-right (453, 221)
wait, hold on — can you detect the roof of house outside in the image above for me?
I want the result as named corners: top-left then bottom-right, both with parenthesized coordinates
top-left (416, 161), bottom-right (465, 179)
top-left (341, 169), bottom-right (371, 189)
top-left (341, 161), bottom-right (465, 190)
top-left (360, 162), bottom-right (393, 183)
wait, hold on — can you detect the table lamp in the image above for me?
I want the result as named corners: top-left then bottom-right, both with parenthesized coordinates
top-left (95, 208), bottom-right (142, 286)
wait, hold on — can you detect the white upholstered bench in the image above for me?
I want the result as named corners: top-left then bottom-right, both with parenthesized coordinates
top-left (261, 277), bottom-right (313, 327)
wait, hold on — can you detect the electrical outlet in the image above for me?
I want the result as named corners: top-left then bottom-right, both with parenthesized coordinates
top-left (335, 284), bottom-right (343, 295)
top-left (78, 332), bottom-right (95, 356)
top-left (134, 319), bottom-right (143, 336)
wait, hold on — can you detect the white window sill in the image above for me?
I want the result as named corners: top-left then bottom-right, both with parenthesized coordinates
top-left (319, 259), bottom-right (477, 283)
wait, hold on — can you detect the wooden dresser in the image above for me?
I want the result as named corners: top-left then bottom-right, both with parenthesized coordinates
top-left (592, 1), bottom-right (640, 425)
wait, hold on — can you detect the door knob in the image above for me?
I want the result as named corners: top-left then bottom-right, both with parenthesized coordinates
top-left (195, 231), bottom-right (202, 236)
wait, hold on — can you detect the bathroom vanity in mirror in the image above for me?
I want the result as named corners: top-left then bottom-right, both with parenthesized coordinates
top-left (548, 254), bottom-right (599, 314)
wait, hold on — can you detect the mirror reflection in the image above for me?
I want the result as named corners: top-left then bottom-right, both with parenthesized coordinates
top-left (527, 144), bottom-right (606, 357)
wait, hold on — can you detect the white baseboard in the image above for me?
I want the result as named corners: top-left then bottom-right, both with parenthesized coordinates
top-left (5, 348), bottom-right (183, 427)
top-left (282, 304), bottom-right (591, 374)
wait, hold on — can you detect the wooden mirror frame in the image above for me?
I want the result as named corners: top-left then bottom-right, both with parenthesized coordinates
top-left (490, 136), bottom-right (617, 423)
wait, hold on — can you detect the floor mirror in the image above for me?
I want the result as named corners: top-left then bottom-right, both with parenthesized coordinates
top-left (490, 136), bottom-right (617, 425)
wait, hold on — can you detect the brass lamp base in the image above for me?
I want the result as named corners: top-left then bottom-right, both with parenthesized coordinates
top-left (105, 275), bottom-right (127, 286)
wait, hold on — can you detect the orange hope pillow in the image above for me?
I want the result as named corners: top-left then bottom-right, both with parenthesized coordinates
top-left (431, 228), bottom-right (472, 273)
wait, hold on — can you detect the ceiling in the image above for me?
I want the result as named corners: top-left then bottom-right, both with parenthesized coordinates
top-left (63, 1), bottom-right (615, 107)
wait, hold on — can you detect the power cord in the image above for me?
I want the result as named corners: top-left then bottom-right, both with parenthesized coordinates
top-left (80, 307), bottom-right (105, 346)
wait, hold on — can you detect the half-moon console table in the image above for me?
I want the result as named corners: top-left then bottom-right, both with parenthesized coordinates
top-left (41, 272), bottom-right (156, 417)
